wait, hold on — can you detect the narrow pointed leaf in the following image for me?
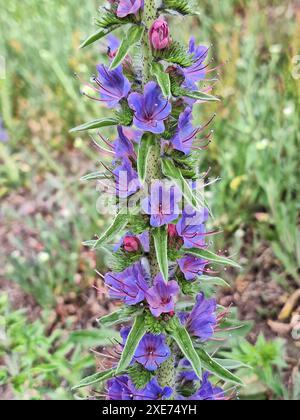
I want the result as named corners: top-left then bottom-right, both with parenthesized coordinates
top-left (116, 315), bottom-right (147, 374)
top-left (213, 358), bottom-right (251, 370)
top-left (183, 89), bottom-right (220, 102)
top-left (183, 248), bottom-right (241, 269)
top-left (70, 118), bottom-right (119, 133)
top-left (137, 134), bottom-right (155, 184)
top-left (80, 171), bottom-right (108, 181)
top-left (92, 212), bottom-right (130, 249)
top-left (153, 226), bottom-right (169, 282)
top-left (196, 347), bottom-right (243, 385)
top-left (151, 63), bottom-right (171, 98)
top-left (80, 28), bottom-right (112, 49)
top-left (110, 25), bottom-right (145, 70)
top-left (199, 275), bottom-right (230, 288)
top-left (161, 158), bottom-right (208, 211)
top-left (169, 317), bottom-right (202, 379)
top-left (97, 307), bottom-right (141, 327)
top-left (72, 368), bottom-right (116, 390)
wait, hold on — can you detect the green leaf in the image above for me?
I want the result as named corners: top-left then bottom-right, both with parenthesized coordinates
top-left (97, 307), bottom-right (141, 327)
top-left (182, 89), bottom-right (220, 102)
top-left (163, 0), bottom-right (199, 16)
top-left (69, 329), bottom-right (120, 347)
top-left (80, 28), bottom-right (116, 49)
top-left (183, 248), bottom-right (241, 269)
top-left (92, 212), bottom-right (130, 250)
top-left (169, 317), bottom-right (202, 379)
top-left (152, 226), bottom-right (169, 283)
top-left (151, 63), bottom-right (171, 98)
top-left (70, 118), bottom-right (119, 133)
top-left (116, 314), bottom-right (147, 374)
top-left (199, 275), bottom-right (230, 288)
top-left (161, 158), bottom-right (207, 210)
top-left (72, 368), bottom-right (116, 390)
top-left (196, 347), bottom-right (243, 385)
top-left (110, 25), bottom-right (145, 70)
top-left (154, 41), bottom-right (194, 68)
top-left (137, 134), bottom-right (155, 184)
top-left (213, 358), bottom-right (251, 370)
top-left (80, 171), bottom-right (108, 181)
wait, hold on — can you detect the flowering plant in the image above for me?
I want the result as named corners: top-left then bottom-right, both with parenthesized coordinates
top-left (71, 0), bottom-right (243, 400)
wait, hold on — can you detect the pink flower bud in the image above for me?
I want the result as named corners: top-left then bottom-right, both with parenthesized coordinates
top-left (123, 236), bottom-right (140, 253)
top-left (149, 18), bottom-right (171, 50)
top-left (168, 224), bottom-right (178, 238)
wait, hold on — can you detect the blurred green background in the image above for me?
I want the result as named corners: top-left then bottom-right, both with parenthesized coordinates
top-left (0, 0), bottom-right (299, 400)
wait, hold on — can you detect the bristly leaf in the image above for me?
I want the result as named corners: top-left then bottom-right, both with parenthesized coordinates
top-left (137, 134), bottom-right (155, 184)
top-left (161, 158), bottom-right (209, 211)
top-left (183, 248), bottom-right (241, 269)
top-left (116, 314), bottom-right (147, 374)
top-left (97, 307), bottom-right (142, 327)
top-left (110, 25), bottom-right (145, 70)
top-left (96, 10), bottom-right (133, 29)
top-left (162, 0), bottom-right (199, 16)
top-left (80, 171), bottom-right (109, 182)
top-left (70, 118), bottom-right (119, 133)
top-left (154, 41), bottom-right (194, 68)
top-left (79, 28), bottom-right (115, 49)
top-left (71, 368), bottom-right (117, 390)
top-left (92, 212), bottom-right (130, 250)
top-left (180, 88), bottom-right (220, 102)
top-left (151, 63), bottom-right (171, 98)
top-left (152, 226), bottom-right (169, 283)
top-left (196, 347), bottom-right (243, 385)
top-left (169, 317), bottom-right (202, 379)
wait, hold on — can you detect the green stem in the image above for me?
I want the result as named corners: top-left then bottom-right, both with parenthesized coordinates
top-left (141, 0), bottom-right (176, 394)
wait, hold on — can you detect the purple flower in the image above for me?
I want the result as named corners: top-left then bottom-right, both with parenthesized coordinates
top-left (0, 119), bottom-right (8, 143)
top-left (146, 273), bottom-right (179, 317)
top-left (179, 293), bottom-right (217, 341)
top-left (171, 107), bottom-right (203, 155)
top-left (96, 64), bottom-right (131, 108)
top-left (122, 126), bottom-right (143, 144)
top-left (142, 180), bottom-right (182, 227)
top-left (113, 126), bottom-right (136, 160)
top-left (107, 35), bottom-right (120, 59)
top-left (134, 333), bottom-right (171, 371)
top-left (128, 82), bottom-right (171, 134)
top-left (176, 205), bottom-right (209, 249)
top-left (135, 378), bottom-right (173, 400)
top-left (178, 255), bottom-right (207, 281)
top-left (149, 18), bottom-right (171, 50)
top-left (178, 359), bottom-right (199, 382)
top-left (183, 38), bottom-right (209, 86)
top-left (117, 0), bottom-right (144, 18)
top-left (191, 372), bottom-right (224, 400)
top-left (113, 156), bottom-right (141, 198)
top-left (107, 376), bottom-right (134, 400)
top-left (104, 262), bottom-right (148, 305)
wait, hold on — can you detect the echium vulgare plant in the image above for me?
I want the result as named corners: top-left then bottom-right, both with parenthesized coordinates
top-left (71, 0), bottom-right (243, 401)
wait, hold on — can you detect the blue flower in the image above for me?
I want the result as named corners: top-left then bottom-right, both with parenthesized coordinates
top-left (113, 156), bottom-right (141, 198)
top-left (121, 328), bottom-right (171, 371)
top-left (135, 378), bottom-right (173, 400)
top-left (113, 126), bottom-right (136, 160)
top-left (104, 262), bottom-right (148, 305)
top-left (142, 180), bottom-right (182, 227)
top-left (183, 38), bottom-right (209, 86)
top-left (128, 82), bottom-right (171, 134)
top-left (191, 372), bottom-right (224, 400)
top-left (96, 64), bottom-right (131, 108)
top-left (170, 107), bottom-right (201, 155)
top-left (146, 273), bottom-right (179, 317)
top-left (117, 0), bottom-right (144, 18)
top-left (176, 205), bottom-right (209, 249)
top-left (178, 255), bottom-right (207, 281)
top-left (179, 293), bottom-right (217, 341)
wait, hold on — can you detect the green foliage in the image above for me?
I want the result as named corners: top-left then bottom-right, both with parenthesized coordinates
top-left (89, 212), bottom-right (130, 250)
top-left (128, 364), bottom-right (153, 390)
top-left (144, 311), bottom-right (166, 335)
top-left (70, 117), bottom-right (119, 133)
top-left (106, 249), bottom-right (143, 272)
top-left (0, 294), bottom-right (95, 400)
top-left (110, 25), bottom-right (145, 70)
top-left (137, 134), bottom-right (156, 184)
top-left (154, 41), bottom-right (194, 68)
top-left (221, 335), bottom-right (287, 398)
top-left (151, 63), bottom-right (171, 98)
top-left (152, 226), bottom-right (169, 282)
top-left (183, 247), bottom-right (241, 268)
top-left (162, 0), bottom-right (197, 16)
